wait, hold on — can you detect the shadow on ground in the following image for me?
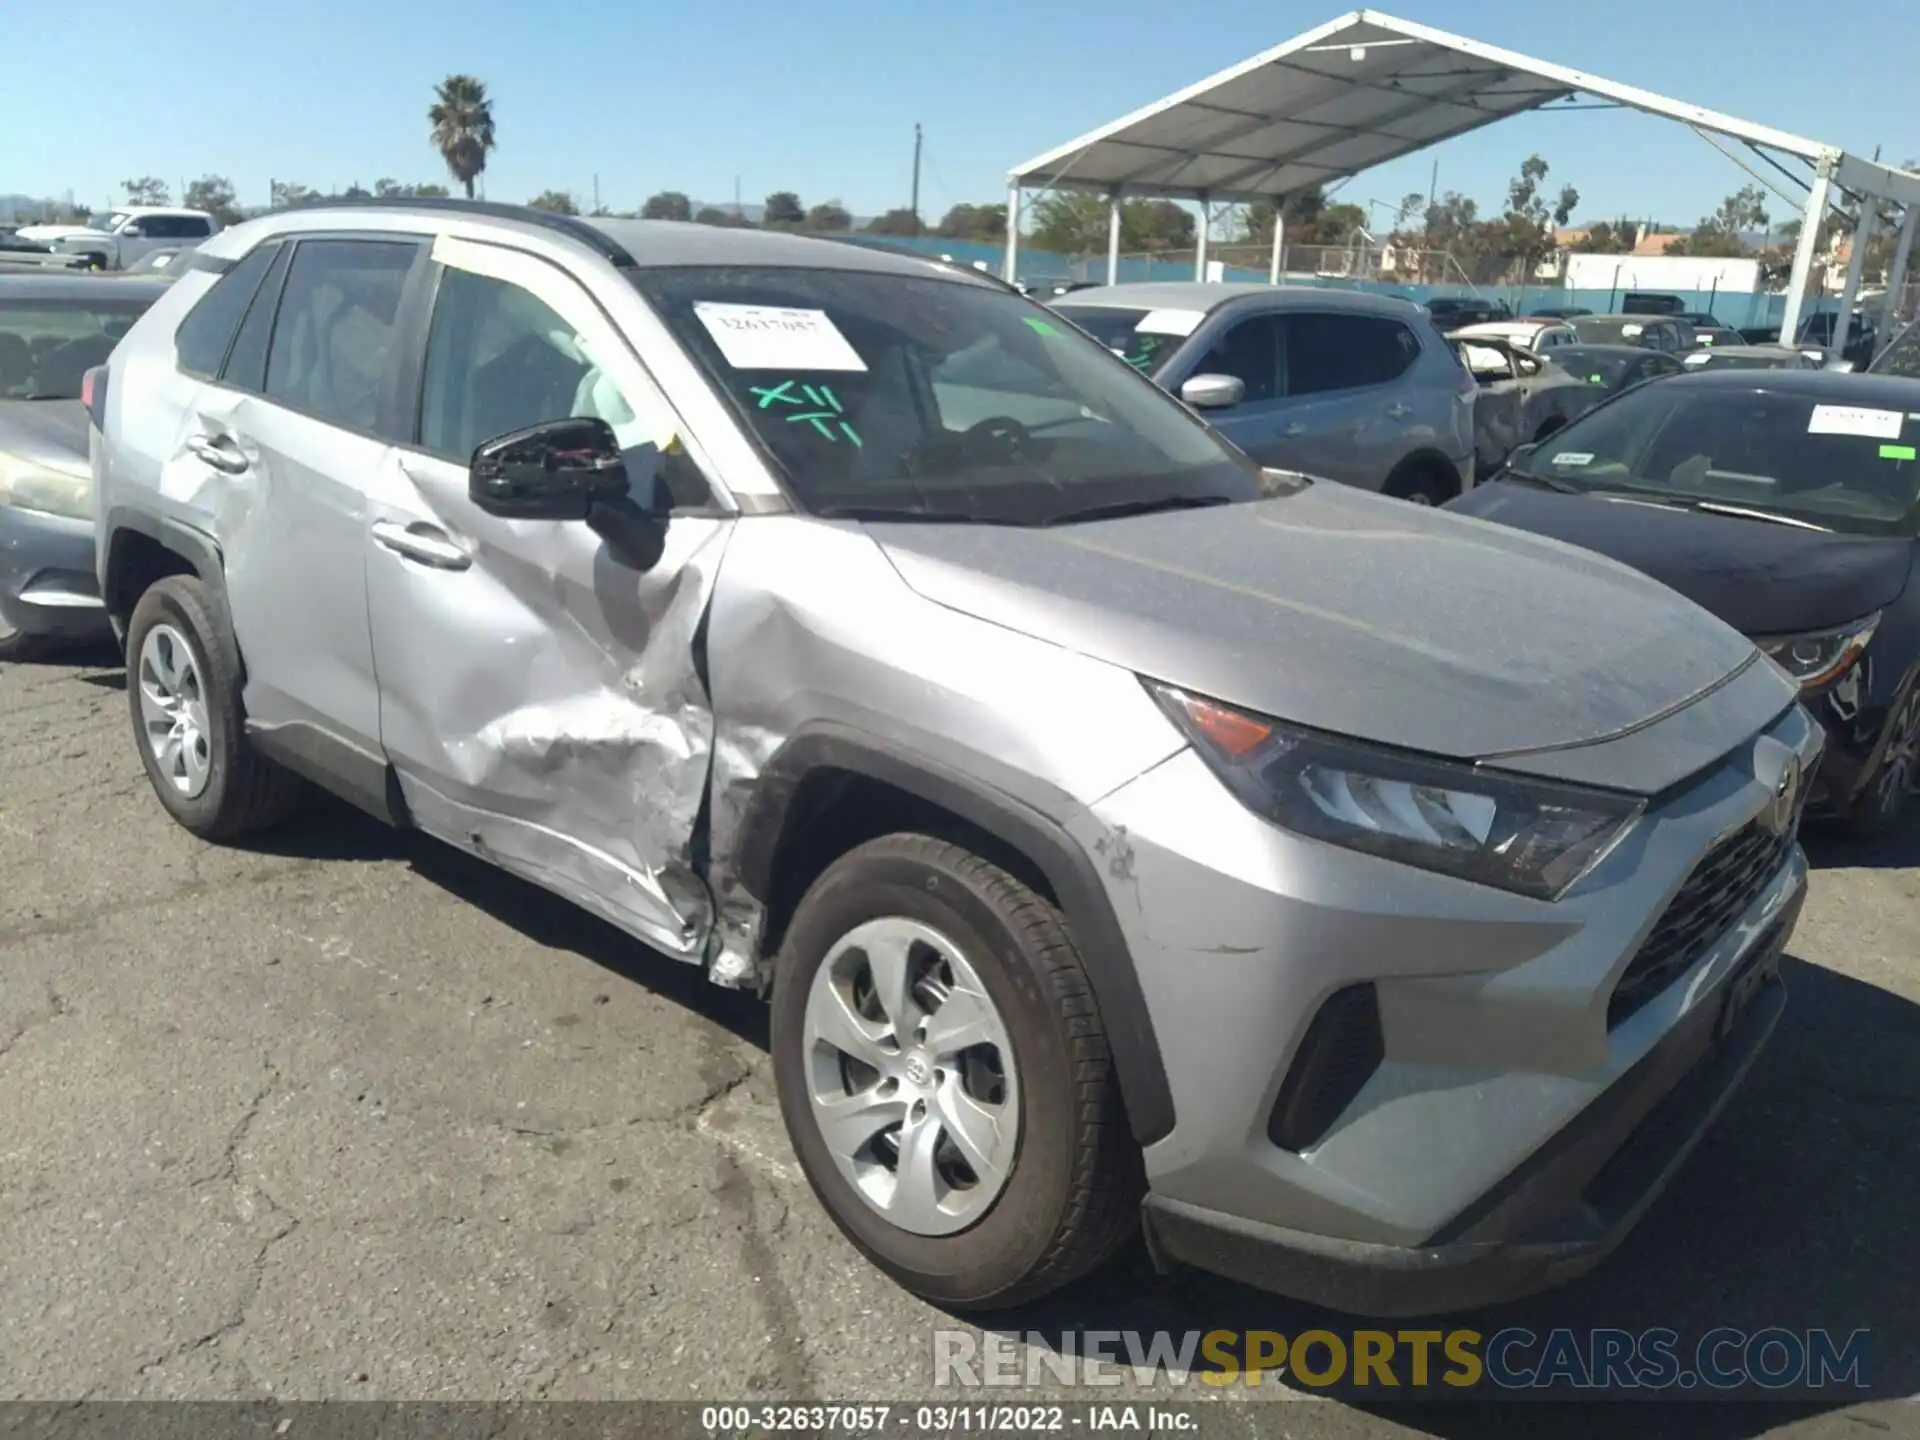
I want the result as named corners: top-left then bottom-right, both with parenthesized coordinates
top-left (248, 801), bottom-right (1916, 1429)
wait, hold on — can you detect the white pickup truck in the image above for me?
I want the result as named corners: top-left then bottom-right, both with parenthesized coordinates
top-left (19, 207), bottom-right (219, 271)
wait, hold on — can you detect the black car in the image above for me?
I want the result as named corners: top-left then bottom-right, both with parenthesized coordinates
top-left (1527, 304), bottom-right (1592, 318)
top-left (1447, 369), bottom-right (1920, 835)
top-left (1551, 343), bottom-right (1687, 394)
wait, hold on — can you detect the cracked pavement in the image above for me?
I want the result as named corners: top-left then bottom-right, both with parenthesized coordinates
top-left (2, 648), bottom-right (1917, 1436)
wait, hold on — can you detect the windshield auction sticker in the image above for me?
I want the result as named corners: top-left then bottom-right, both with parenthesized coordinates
top-left (1807, 404), bottom-right (1906, 439)
top-left (693, 302), bottom-right (867, 371)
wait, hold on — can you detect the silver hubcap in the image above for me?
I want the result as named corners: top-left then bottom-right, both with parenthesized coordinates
top-left (137, 624), bottom-right (212, 799)
top-left (803, 917), bottom-right (1020, 1236)
top-left (1876, 689), bottom-right (1920, 812)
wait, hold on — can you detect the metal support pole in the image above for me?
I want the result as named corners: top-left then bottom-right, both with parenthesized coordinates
top-left (1880, 206), bottom-right (1919, 354)
top-left (1269, 194), bottom-right (1286, 284)
top-left (1831, 200), bottom-right (1876, 361)
top-left (1779, 159), bottom-right (1835, 347)
top-left (1195, 194), bottom-right (1211, 280)
top-left (1106, 188), bottom-right (1122, 287)
top-left (1003, 183), bottom-right (1021, 283)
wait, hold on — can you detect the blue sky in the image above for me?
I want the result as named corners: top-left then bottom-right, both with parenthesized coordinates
top-left (5, 0), bottom-right (1916, 229)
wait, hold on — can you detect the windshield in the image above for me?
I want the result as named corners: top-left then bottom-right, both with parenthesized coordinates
top-left (1047, 304), bottom-right (1193, 377)
top-left (1871, 323), bottom-right (1920, 378)
top-left (1519, 382), bottom-right (1920, 533)
top-left (1569, 316), bottom-right (1656, 346)
top-left (635, 267), bottom-right (1264, 524)
top-left (1554, 348), bottom-right (1639, 388)
top-left (0, 297), bottom-right (155, 398)
top-left (86, 212), bottom-right (128, 234)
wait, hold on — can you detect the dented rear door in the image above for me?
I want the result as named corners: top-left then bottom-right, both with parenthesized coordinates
top-left (365, 235), bottom-right (733, 959)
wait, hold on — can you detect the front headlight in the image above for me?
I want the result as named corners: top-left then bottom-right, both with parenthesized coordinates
top-left (0, 452), bottom-right (94, 521)
top-left (1149, 682), bottom-right (1643, 900)
top-left (1755, 612), bottom-right (1879, 689)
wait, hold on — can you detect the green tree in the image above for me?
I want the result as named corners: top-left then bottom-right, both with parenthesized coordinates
top-left (528, 189), bottom-right (578, 215)
top-left (1571, 218), bottom-right (1637, 253)
top-left (122, 177), bottom-right (170, 207)
top-left (270, 180), bottom-right (319, 210)
top-left (1030, 193), bottom-right (1195, 255)
top-left (374, 179), bottom-right (450, 199)
top-left (934, 202), bottom-right (1007, 242)
top-left (428, 74), bottom-right (497, 200)
top-left (1667, 184), bottom-right (1771, 258)
top-left (182, 174), bottom-right (242, 225)
top-left (694, 206), bottom-right (752, 227)
top-left (763, 191), bottom-right (805, 227)
top-left (805, 200), bottom-right (853, 232)
top-left (1495, 154), bottom-right (1578, 278)
top-left (641, 191), bottom-right (693, 221)
top-left (863, 207), bottom-right (922, 236)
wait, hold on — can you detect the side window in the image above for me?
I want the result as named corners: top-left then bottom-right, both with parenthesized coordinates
top-left (182, 216), bottom-right (214, 237)
top-left (1191, 314), bottom-right (1282, 402)
top-left (219, 244), bottom-right (293, 393)
top-left (1288, 313), bottom-right (1419, 396)
top-left (418, 266), bottom-right (706, 506)
top-left (263, 239), bottom-right (417, 434)
top-left (1872, 324), bottom-right (1920, 378)
top-left (146, 216), bottom-right (183, 239)
top-left (174, 243), bottom-right (280, 378)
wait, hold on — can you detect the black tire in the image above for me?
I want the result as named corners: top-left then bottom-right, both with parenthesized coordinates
top-left (125, 575), bottom-right (305, 840)
top-left (1381, 458), bottom-right (1453, 505)
top-left (0, 620), bottom-right (49, 663)
top-left (770, 833), bottom-right (1142, 1310)
top-left (1841, 682), bottom-right (1920, 839)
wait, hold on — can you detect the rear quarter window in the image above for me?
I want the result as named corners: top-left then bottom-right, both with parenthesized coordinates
top-left (174, 244), bottom-right (279, 378)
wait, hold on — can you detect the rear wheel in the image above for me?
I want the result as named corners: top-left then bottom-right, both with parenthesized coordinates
top-left (1381, 458), bottom-right (1454, 506)
top-left (126, 576), bottom-right (305, 839)
top-left (770, 833), bottom-right (1141, 1309)
top-left (1843, 684), bottom-right (1920, 838)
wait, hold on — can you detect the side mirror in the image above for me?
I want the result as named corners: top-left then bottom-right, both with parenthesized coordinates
top-left (1504, 441), bottom-right (1540, 471)
top-left (1179, 373), bottom-right (1245, 410)
top-left (469, 416), bottom-right (630, 520)
top-left (121, 222), bottom-right (147, 238)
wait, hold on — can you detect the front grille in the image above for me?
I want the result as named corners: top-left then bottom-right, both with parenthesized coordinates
top-left (1608, 816), bottom-right (1796, 1028)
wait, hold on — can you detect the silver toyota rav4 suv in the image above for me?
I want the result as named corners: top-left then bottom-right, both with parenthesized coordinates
top-left (91, 202), bottom-right (1820, 1316)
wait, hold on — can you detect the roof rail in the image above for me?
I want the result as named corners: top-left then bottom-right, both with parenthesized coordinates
top-left (276, 196), bottom-right (635, 267)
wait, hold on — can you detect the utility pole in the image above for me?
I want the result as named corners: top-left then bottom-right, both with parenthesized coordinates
top-left (734, 175), bottom-right (742, 218)
top-left (1427, 158), bottom-right (1439, 210)
top-left (592, 174), bottom-right (600, 214)
top-left (910, 123), bottom-right (923, 228)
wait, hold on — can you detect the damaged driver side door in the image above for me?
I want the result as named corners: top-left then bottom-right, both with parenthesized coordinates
top-left (365, 235), bottom-right (733, 959)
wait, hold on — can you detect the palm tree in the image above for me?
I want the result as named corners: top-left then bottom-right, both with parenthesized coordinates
top-left (428, 75), bottom-right (496, 199)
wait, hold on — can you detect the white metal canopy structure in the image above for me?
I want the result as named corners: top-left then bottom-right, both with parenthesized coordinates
top-left (1004, 9), bottom-right (1920, 356)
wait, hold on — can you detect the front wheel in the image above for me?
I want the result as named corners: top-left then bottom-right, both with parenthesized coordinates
top-left (1843, 684), bottom-right (1920, 838)
top-left (1382, 460), bottom-right (1452, 505)
top-left (770, 834), bottom-right (1141, 1309)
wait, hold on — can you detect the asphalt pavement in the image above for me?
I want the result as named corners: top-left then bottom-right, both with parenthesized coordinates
top-left (2, 644), bottom-right (1916, 1437)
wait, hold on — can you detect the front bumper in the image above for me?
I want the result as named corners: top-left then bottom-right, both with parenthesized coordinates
top-left (1142, 899), bottom-right (1792, 1316)
top-left (0, 502), bottom-right (110, 642)
top-left (1070, 703), bottom-right (1820, 1315)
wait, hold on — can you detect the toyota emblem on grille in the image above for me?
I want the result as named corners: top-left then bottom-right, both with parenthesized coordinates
top-left (1767, 754), bottom-right (1802, 836)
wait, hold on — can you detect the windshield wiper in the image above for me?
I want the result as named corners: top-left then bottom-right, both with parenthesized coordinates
top-left (812, 503), bottom-right (1006, 524)
top-left (1040, 494), bottom-right (1237, 526)
top-left (1688, 501), bottom-right (1831, 532)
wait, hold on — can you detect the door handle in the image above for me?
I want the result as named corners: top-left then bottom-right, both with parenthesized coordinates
top-left (1283, 422), bottom-right (1307, 437)
top-left (1386, 403), bottom-right (1412, 419)
top-left (186, 434), bottom-right (248, 474)
top-left (372, 519), bottom-right (471, 571)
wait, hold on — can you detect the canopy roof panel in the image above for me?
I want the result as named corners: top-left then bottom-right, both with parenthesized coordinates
top-left (1009, 10), bottom-right (1920, 208)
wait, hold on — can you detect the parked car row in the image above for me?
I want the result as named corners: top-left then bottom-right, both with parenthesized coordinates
top-left (0, 202), bottom-right (1904, 1324)
top-left (13, 206), bottom-right (220, 272)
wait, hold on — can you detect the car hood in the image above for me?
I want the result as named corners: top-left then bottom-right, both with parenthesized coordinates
top-left (0, 400), bottom-right (88, 473)
top-left (1449, 481), bottom-right (1914, 635)
top-left (869, 482), bottom-right (1761, 767)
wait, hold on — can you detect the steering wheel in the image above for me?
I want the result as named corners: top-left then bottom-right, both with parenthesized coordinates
top-left (960, 415), bottom-right (1035, 456)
